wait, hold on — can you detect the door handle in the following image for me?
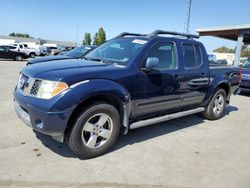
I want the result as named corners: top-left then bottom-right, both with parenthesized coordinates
top-left (200, 73), bottom-right (205, 78)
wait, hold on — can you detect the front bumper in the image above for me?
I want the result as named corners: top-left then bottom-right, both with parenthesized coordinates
top-left (13, 88), bottom-right (71, 139)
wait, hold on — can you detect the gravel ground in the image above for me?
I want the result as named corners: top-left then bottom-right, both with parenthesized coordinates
top-left (0, 60), bottom-right (250, 188)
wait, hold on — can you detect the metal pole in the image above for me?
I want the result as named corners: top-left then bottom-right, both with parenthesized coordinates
top-left (234, 32), bottom-right (244, 66)
top-left (184, 0), bottom-right (192, 34)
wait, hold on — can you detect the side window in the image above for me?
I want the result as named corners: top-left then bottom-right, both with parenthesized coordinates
top-left (182, 43), bottom-right (196, 68)
top-left (194, 45), bottom-right (203, 66)
top-left (0, 47), bottom-right (5, 52)
top-left (145, 43), bottom-right (177, 70)
top-left (182, 43), bottom-right (203, 68)
top-left (19, 45), bottom-right (23, 49)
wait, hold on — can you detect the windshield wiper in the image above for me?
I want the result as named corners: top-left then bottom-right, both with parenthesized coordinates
top-left (84, 57), bottom-right (112, 64)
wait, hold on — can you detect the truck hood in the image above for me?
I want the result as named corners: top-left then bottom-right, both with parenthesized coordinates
top-left (22, 59), bottom-right (124, 85)
top-left (27, 55), bottom-right (73, 65)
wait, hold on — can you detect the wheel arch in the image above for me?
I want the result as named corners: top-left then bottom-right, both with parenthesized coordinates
top-left (64, 79), bottom-right (132, 135)
top-left (202, 79), bottom-right (231, 106)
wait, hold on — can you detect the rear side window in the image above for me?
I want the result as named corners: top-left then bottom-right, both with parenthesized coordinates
top-left (182, 43), bottom-right (203, 68)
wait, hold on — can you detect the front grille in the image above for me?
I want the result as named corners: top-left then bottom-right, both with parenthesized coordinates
top-left (30, 79), bottom-right (41, 95)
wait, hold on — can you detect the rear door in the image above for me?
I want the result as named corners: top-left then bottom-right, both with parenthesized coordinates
top-left (178, 42), bottom-right (209, 106)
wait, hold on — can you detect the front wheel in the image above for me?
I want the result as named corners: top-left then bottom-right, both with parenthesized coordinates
top-left (202, 88), bottom-right (227, 120)
top-left (67, 103), bottom-right (121, 159)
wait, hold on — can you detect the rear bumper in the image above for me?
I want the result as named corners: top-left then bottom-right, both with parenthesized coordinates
top-left (13, 88), bottom-right (71, 137)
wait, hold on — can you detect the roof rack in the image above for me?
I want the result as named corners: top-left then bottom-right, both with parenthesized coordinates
top-left (114, 30), bottom-right (199, 39)
top-left (114, 32), bottom-right (148, 39)
top-left (149, 30), bottom-right (199, 39)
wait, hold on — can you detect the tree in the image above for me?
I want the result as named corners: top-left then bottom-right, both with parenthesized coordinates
top-left (9, 32), bottom-right (15, 37)
top-left (241, 45), bottom-right (250, 57)
top-left (98, 27), bottom-right (106, 45)
top-left (92, 27), bottom-right (107, 45)
top-left (83, 33), bottom-right (91, 45)
top-left (213, 46), bottom-right (235, 53)
top-left (213, 45), bottom-right (250, 57)
top-left (93, 32), bottom-right (99, 45)
top-left (9, 32), bottom-right (30, 38)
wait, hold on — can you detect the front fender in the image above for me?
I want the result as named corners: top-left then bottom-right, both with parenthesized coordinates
top-left (49, 79), bottom-right (131, 114)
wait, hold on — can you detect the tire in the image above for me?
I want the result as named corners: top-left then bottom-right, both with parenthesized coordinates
top-left (67, 103), bottom-right (121, 159)
top-left (202, 88), bottom-right (227, 120)
top-left (29, 53), bottom-right (36, 58)
top-left (15, 55), bottom-right (23, 61)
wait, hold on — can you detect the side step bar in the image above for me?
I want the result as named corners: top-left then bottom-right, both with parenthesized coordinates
top-left (130, 107), bottom-right (205, 129)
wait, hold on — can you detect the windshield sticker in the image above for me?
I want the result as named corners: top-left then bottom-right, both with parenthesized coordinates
top-left (132, 39), bottom-right (147, 45)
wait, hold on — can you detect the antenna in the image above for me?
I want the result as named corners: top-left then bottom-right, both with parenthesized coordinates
top-left (184, 0), bottom-right (192, 34)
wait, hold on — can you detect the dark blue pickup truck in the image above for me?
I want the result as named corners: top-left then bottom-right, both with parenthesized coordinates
top-left (14, 30), bottom-right (241, 158)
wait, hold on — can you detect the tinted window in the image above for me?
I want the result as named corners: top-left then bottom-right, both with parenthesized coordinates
top-left (85, 38), bottom-right (147, 66)
top-left (194, 45), bottom-right (203, 66)
top-left (65, 47), bottom-right (88, 58)
top-left (182, 43), bottom-right (196, 68)
top-left (0, 46), bottom-right (5, 51)
top-left (145, 43), bottom-right (177, 70)
top-left (182, 43), bottom-right (204, 68)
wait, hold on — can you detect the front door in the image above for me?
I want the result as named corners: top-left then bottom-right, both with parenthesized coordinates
top-left (133, 42), bottom-right (182, 116)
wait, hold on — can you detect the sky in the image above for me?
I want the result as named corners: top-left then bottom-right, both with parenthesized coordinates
top-left (0, 0), bottom-right (249, 52)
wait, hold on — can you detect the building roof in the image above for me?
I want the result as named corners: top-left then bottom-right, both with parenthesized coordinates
top-left (0, 35), bottom-right (77, 47)
top-left (196, 24), bottom-right (250, 44)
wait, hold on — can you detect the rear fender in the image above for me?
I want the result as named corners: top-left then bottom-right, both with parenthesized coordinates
top-left (202, 74), bottom-right (230, 106)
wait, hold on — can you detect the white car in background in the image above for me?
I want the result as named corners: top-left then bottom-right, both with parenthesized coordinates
top-left (11, 43), bottom-right (40, 58)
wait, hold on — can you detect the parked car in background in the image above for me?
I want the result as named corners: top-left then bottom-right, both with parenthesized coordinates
top-left (27, 46), bottom-right (95, 65)
top-left (208, 53), bottom-right (217, 64)
top-left (0, 45), bottom-right (28, 61)
top-left (239, 58), bottom-right (250, 92)
top-left (11, 43), bottom-right (40, 58)
top-left (217, 59), bottom-right (228, 65)
top-left (14, 30), bottom-right (240, 159)
top-left (49, 46), bottom-right (66, 55)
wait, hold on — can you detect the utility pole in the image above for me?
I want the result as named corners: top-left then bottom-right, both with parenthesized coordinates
top-left (76, 20), bottom-right (79, 46)
top-left (184, 0), bottom-right (192, 34)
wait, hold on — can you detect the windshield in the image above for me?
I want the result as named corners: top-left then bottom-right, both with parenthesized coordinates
top-left (65, 47), bottom-right (89, 58)
top-left (242, 58), bottom-right (250, 68)
top-left (85, 38), bottom-right (148, 66)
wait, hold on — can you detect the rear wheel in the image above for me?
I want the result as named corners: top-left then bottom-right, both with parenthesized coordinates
top-left (202, 88), bottom-right (226, 120)
top-left (15, 55), bottom-right (23, 61)
top-left (67, 103), bottom-right (121, 159)
top-left (29, 53), bottom-right (36, 58)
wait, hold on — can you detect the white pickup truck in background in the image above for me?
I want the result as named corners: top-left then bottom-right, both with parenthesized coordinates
top-left (11, 43), bottom-right (41, 58)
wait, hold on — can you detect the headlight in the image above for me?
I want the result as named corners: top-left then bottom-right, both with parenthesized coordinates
top-left (36, 80), bottom-right (69, 99)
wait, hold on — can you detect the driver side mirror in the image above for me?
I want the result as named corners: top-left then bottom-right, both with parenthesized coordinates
top-left (142, 57), bottom-right (159, 72)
